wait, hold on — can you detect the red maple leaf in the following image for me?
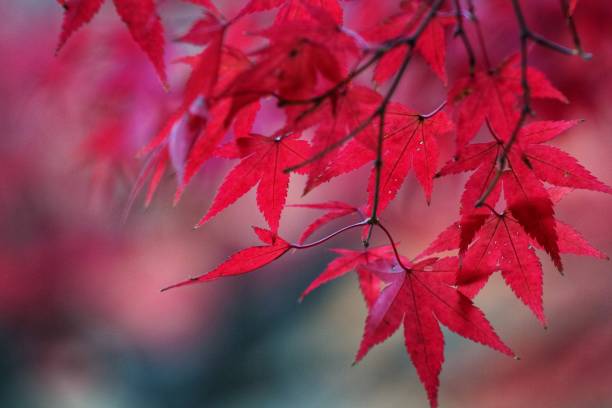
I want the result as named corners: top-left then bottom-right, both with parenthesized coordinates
top-left (125, 98), bottom-right (223, 215)
top-left (439, 212), bottom-right (548, 324)
top-left (255, 234), bottom-right (514, 408)
top-left (369, 103), bottom-right (454, 208)
top-left (219, 13), bottom-right (358, 127)
top-left (57, 0), bottom-right (167, 85)
top-left (419, 191), bottom-right (607, 323)
top-left (438, 120), bottom-right (611, 269)
top-left (308, 102), bottom-right (453, 210)
top-left (448, 55), bottom-right (568, 149)
top-left (361, 0), bottom-right (454, 84)
top-left (516, 121), bottom-right (612, 194)
top-left (161, 227), bottom-right (290, 291)
top-left (197, 133), bottom-right (311, 232)
top-left (354, 256), bottom-right (514, 408)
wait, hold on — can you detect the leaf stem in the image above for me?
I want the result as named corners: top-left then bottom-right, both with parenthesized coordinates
top-left (290, 220), bottom-right (369, 249)
top-left (559, 0), bottom-right (592, 60)
top-left (374, 221), bottom-right (412, 272)
top-left (419, 100), bottom-right (447, 119)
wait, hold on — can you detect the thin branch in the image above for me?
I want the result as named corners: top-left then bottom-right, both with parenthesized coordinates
top-left (559, 0), bottom-right (592, 60)
top-left (476, 0), bottom-right (530, 207)
top-left (276, 49), bottom-right (384, 108)
top-left (374, 221), bottom-right (412, 272)
top-left (508, 0), bottom-right (591, 60)
top-left (529, 31), bottom-right (585, 57)
top-left (476, 0), bottom-right (588, 207)
top-left (285, 0), bottom-right (444, 175)
top-left (420, 100), bottom-right (447, 119)
top-left (368, 0), bottom-right (444, 225)
top-left (290, 219), bottom-right (369, 249)
top-left (453, 0), bottom-right (476, 76)
top-left (467, 0), bottom-right (492, 71)
top-left (290, 218), bottom-right (414, 279)
top-left (368, 50), bottom-right (415, 224)
top-left (283, 112), bottom-right (376, 173)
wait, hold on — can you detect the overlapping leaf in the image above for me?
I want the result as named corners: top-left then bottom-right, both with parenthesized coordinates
top-left (361, 1), bottom-right (454, 84)
top-left (238, 0), bottom-right (343, 24)
top-left (219, 11), bottom-right (357, 126)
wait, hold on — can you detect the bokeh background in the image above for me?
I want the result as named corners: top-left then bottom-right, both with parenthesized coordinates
top-left (0, 1), bottom-right (610, 407)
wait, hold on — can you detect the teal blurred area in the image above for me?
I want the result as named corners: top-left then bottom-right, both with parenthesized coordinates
top-left (0, 1), bottom-right (610, 407)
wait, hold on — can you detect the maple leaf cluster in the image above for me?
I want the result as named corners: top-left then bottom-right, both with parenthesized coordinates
top-left (56, 0), bottom-right (609, 406)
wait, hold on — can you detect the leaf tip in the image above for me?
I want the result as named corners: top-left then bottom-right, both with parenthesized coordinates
top-left (194, 215), bottom-right (210, 230)
top-left (161, 79), bottom-right (170, 92)
top-left (173, 187), bottom-right (186, 207)
top-left (160, 283), bottom-right (176, 292)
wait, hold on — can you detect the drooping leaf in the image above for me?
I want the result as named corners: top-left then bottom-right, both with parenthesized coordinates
top-left (112, 0), bottom-right (167, 86)
top-left (161, 227), bottom-right (290, 291)
top-left (294, 86), bottom-right (381, 193)
top-left (355, 256), bottom-right (513, 408)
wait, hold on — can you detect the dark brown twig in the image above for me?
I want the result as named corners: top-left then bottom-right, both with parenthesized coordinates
top-left (453, 0), bottom-right (477, 76)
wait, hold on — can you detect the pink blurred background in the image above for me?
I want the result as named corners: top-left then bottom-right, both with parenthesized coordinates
top-left (0, 1), bottom-right (610, 407)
